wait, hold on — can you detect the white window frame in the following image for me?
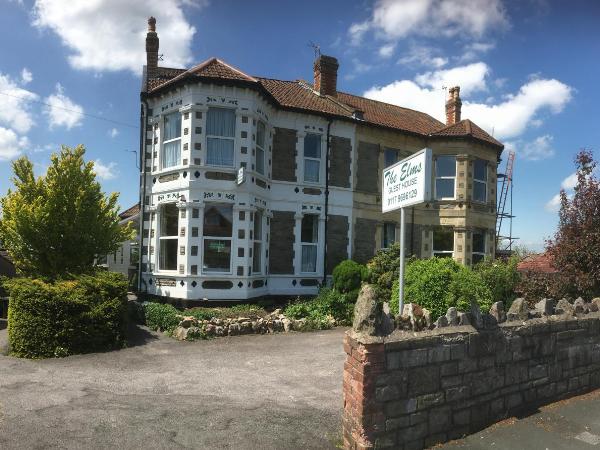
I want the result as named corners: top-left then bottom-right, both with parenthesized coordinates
top-left (472, 230), bottom-right (486, 265)
top-left (158, 203), bottom-right (179, 272)
top-left (303, 133), bottom-right (322, 184)
top-left (252, 209), bottom-right (263, 274)
top-left (473, 159), bottom-right (488, 203)
top-left (161, 112), bottom-right (182, 170)
top-left (300, 214), bottom-right (319, 273)
top-left (434, 155), bottom-right (457, 200)
top-left (206, 107), bottom-right (236, 168)
top-left (256, 121), bottom-right (266, 176)
top-left (201, 203), bottom-right (233, 274)
top-left (432, 227), bottom-right (454, 258)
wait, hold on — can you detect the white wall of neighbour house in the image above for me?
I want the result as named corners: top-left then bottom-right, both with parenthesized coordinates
top-left (141, 82), bottom-right (355, 300)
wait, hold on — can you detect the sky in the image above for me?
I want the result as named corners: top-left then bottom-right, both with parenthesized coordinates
top-left (0, 0), bottom-right (599, 251)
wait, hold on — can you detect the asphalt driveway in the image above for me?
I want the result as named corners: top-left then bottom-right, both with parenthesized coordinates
top-left (0, 325), bottom-right (347, 450)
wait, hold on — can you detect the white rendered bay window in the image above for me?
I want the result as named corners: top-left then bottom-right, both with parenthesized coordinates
top-left (202, 204), bottom-right (233, 273)
top-left (252, 210), bottom-right (263, 274)
top-left (256, 121), bottom-right (265, 175)
top-left (159, 203), bottom-right (179, 271)
top-left (162, 113), bottom-right (181, 169)
top-left (301, 214), bottom-right (319, 272)
top-left (206, 108), bottom-right (235, 167)
top-left (303, 134), bottom-right (321, 183)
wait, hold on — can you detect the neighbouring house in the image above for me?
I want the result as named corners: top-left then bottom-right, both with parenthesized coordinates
top-left (517, 252), bottom-right (557, 274)
top-left (138, 17), bottom-right (503, 300)
top-left (99, 203), bottom-right (140, 288)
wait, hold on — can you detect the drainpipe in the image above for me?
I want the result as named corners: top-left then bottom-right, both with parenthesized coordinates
top-left (410, 206), bottom-right (415, 256)
top-left (322, 118), bottom-right (333, 286)
top-left (137, 95), bottom-right (149, 294)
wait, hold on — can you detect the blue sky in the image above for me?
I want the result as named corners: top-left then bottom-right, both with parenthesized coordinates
top-left (0, 0), bottom-right (598, 251)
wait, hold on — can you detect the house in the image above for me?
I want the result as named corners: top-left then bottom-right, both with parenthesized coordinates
top-left (517, 252), bottom-right (557, 274)
top-left (138, 17), bottom-right (503, 300)
top-left (101, 203), bottom-right (140, 288)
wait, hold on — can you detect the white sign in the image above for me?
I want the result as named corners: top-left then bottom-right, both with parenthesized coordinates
top-left (382, 148), bottom-right (432, 213)
top-left (237, 166), bottom-right (245, 185)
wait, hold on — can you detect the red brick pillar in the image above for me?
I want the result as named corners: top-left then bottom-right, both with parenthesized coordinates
top-left (342, 332), bottom-right (386, 450)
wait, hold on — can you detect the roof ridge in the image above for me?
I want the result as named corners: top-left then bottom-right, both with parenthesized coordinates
top-left (213, 58), bottom-right (258, 82)
top-left (337, 90), bottom-right (442, 119)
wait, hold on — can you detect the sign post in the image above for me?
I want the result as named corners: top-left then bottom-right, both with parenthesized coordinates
top-left (382, 148), bottom-right (432, 315)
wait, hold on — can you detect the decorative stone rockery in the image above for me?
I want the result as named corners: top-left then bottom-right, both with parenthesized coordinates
top-left (171, 311), bottom-right (309, 341)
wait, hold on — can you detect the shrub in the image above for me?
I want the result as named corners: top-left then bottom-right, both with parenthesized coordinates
top-left (144, 302), bottom-right (180, 334)
top-left (517, 271), bottom-right (573, 306)
top-left (284, 287), bottom-right (357, 329)
top-left (474, 257), bottom-right (521, 307)
top-left (332, 260), bottom-right (367, 293)
top-left (5, 271), bottom-right (128, 358)
top-left (446, 266), bottom-right (493, 314)
top-left (366, 242), bottom-right (400, 301)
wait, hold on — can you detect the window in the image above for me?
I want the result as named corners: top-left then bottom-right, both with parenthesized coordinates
top-left (303, 134), bottom-right (321, 183)
top-left (301, 214), bottom-right (319, 272)
top-left (202, 204), bottom-right (233, 272)
top-left (252, 210), bottom-right (263, 274)
top-left (433, 227), bottom-right (454, 258)
top-left (382, 222), bottom-right (396, 248)
top-left (159, 203), bottom-right (179, 270)
top-left (206, 108), bottom-right (235, 167)
top-left (129, 245), bottom-right (139, 265)
top-left (162, 112), bottom-right (181, 169)
top-left (472, 231), bottom-right (486, 265)
top-left (384, 148), bottom-right (398, 168)
top-left (473, 159), bottom-right (487, 203)
top-left (256, 121), bottom-right (265, 175)
top-left (435, 156), bottom-right (456, 200)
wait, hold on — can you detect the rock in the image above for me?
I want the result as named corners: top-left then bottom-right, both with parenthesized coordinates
top-left (446, 307), bottom-right (459, 326)
top-left (555, 298), bottom-right (575, 316)
top-left (401, 303), bottom-right (428, 331)
top-left (204, 324), bottom-right (216, 336)
top-left (172, 326), bottom-right (188, 341)
top-left (458, 312), bottom-right (470, 326)
top-left (271, 308), bottom-right (282, 316)
top-left (228, 323), bottom-right (240, 336)
top-left (380, 303), bottom-right (396, 335)
top-left (469, 301), bottom-right (484, 329)
top-left (529, 310), bottom-right (542, 319)
top-left (273, 319), bottom-right (284, 332)
top-left (489, 302), bottom-right (506, 323)
top-left (352, 284), bottom-right (386, 336)
top-left (589, 301), bottom-right (599, 313)
top-left (292, 318), bottom-right (307, 331)
top-left (482, 313), bottom-right (498, 328)
top-left (535, 298), bottom-right (555, 316)
top-left (213, 318), bottom-right (223, 326)
top-left (240, 321), bottom-right (253, 333)
top-left (592, 298), bottom-right (600, 310)
top-left (179, 316), bottom-right (196, 328)
top-left (507, 298), bottom-right (528, 322)
top-left (186, 326), bottom-right (203, 339)
top-left (422, 308), bottom-right (433, 329)
top-left (435, 315), bottom-right (448, 328)
top-left (214, 326), bottom-right (225, 336)
top-left (573, 297), bottom-right (587, 314)
top-left (282, 318), bottom-right (292, 332)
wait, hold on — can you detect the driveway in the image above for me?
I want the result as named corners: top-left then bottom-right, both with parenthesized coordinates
top-left (0, 325), bottom-right (347, 450)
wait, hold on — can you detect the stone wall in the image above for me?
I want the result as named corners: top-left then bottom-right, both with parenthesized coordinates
top-left (355, 141), bottom-right (379, 194)
top-left (272, 127), bottom-right (297, 182)
top-left (353, 218), bottom-right (377, 264)
top-left (326, 214), bottom-right (350, 274)
top-left (269, 211), bottom-right (295, 274)
top-left (330, 136), bottom-right (352, 188)
top-left (343, 296), bottom-right (600, 449)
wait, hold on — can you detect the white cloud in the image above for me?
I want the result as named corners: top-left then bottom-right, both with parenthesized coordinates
top-left (0, 72), bottom-right (38, 134)
top-left (108, 127), bottom-right (119, 138)
top-left (459, 41), bottom-right (495, 62)
top-left (506, 134), bottom-right (555, 161)
top-left (44, 83), bottom-right (84, 130)
top-left (544, 193), bottom-right (562, 212)
top-left (0, 127), bottom-right (29, 161)
top-left (93, 159), bottom-right (118, 180)
top-left (32, 0), bottom-right (201, 74)
top-left (397, 45), bottom-right (448, 69)
top-left (378, 43), bottom-right (396, 58)
top-left (365, 64), bottom-right (573, 140)
top-left (20, 68), bottom-right (33, 85)
top-left (545, 171), bottom-right (582, 212)
top-left (561, 172), bottom-right (578, 190)
top-left (349, 0), bottom-right (508, 45)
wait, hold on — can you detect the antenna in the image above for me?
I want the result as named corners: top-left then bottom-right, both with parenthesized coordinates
top-left (308, 41), bottom-right (321, 59)
top-left (158, 54), bottom-right (164, 61)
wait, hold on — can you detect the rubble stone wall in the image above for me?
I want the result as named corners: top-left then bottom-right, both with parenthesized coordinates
top-left (342, 313), bottom-right (600, 449)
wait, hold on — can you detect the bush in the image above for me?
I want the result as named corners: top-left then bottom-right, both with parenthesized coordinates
top-left (5, 271), bottom-right (128, 358)
top-left (144, 302), bottom-right (180, 334)
top-left (366, 242), bottom-right (400, 301)
top-left (474, 257), bottom-right (521, 307)
top-left (517, 271), bottom-right (573, 306)
top-left (332, 260), bottom-right (367, 293)
top-left (284, 287), bottom-right (357, 329)
top-left (446, 267), bottom-right (493, 314)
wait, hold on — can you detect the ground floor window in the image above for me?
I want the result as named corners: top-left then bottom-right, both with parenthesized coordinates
top-left (472, 230), bottom-right (486, 265)
top-left (252, 210), bottom-right (263, 274)
top-left (382, 222), bottom-right (396, 248)
top-left (203, 203), bottom-right (233, 272)
top-left (159, 203), bottom-right (179, 271)
top-left (159, 240), bottom-right (178, 270)
top-left (433, 227), bottom-right (454, 258)
top-left (129, 244), bottom-right (139, 266)
top-left (301, 214), bottom-right (318, 272)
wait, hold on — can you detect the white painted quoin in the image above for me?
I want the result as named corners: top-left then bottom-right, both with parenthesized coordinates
top-left (138, 18), bottom-right (504, 301)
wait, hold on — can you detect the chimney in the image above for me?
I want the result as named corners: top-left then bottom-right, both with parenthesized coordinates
top-left (313, 55), bottom-right (339, 97)
top-left (445, 86), bottom-right (462, 125)
top-left (146, 17), bottom-right (159, 80)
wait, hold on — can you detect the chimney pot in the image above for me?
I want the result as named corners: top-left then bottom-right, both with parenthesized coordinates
top-left (313, 55), bottom-right (339, 97)
top-left (148, 16), bottom-right (156, 32)
top-left (445, 85), bottom-right (462, 125)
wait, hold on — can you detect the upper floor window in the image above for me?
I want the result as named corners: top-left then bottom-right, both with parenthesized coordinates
top-left (206, 108), bottom-right (235, 167)
top-left (473, 159), bottom-right (488, 203)
top-left (304, 134), bottom-right (321, 183)
top-left (384, 148), bottom-right (398, 168)
top-left (162, 113), bottom-right (181, 169)
top-left (301, 214), bottom-right (319, 272)
top-left (202, 204), bottom-right (233, 273)
top-left (472, 230), bottom-right (486, 265)
top-left (433, 227), bottom-right (454, 258)
top-left (159, 203), bottom-right (179, 271)
top-left (256, 121), bottom-right (265, 175)
top-left (435, 156), bottom-right (456, 200)
top-left (382, 222), bottom-right (396, 248)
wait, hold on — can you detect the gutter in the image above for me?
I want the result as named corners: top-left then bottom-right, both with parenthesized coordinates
top-left (322, 117), bottom-right (333, 286)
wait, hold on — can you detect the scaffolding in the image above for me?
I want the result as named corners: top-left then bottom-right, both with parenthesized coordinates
top-left (496, 150), bottom-right (518, 255)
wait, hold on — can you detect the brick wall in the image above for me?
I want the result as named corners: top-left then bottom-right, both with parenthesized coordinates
top-left (272, 127), bottom-right (297, 182)
top-left (343, 316), bottom-right (600, 449)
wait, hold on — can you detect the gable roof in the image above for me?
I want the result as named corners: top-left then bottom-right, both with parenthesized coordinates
top-left (517, 253), bottom-right (557, 274)
top-left (119, 203), bottom-right (140, 221)
top-left (145, 58), bottom-right (502, 150)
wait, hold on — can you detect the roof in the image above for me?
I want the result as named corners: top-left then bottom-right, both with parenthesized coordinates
top-left (119, 203), bottom-right (140, 220)
top-left (517, 253), bottom-right (558, 274)
top-left (145, 57), bottom-right (502, 150)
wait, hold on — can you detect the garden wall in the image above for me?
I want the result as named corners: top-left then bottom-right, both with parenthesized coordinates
top-left (342, 314), bottom-right (600, 449)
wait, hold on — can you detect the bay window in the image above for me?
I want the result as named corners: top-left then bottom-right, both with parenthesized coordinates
top-left (433, 227), bottom-right (454, 258)
top-left (473, 159), bottom-right (488, 203)
top-left (382, 222), bottom-right (396, 248)
top-left (472, 230), bottom-right (486, 265)
top-left (435, 156), bottom-right (456, 200)
top-left (162, 112), bottom-right (181, 169)
top-left (252, 210), bottom-right (263, 274)
top-left (303, 134), bottom-right (321, 183)
top-left (159, 203), bottom-right (178, 270)
top-left (206, 107), bottom-right (235, 167)
top-left (301, 214), bottom-right (319, 272)
top-left (202, 204), bottom-right (233, 272)
top-left (256, 121), bottom-right (265, 175)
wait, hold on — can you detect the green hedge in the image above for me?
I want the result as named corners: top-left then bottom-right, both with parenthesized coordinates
top-left (144, 302), bottom-right (180, 334)
top-left (5, 271), bottom-right (128, 358)
top-left (284, 287), bottom-right (357, 329)
top-left (332, 260), bottom-right (368, 293)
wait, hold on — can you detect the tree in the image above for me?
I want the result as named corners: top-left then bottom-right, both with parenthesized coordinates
top-left (547, 150), bottom-right (600, 297)
top-left (0, 145), bottom-right (133, 278)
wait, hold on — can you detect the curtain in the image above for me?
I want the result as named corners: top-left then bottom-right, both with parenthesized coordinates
top-left (163, 113), bottom-right (181, 141)
top-left (207, 138), bottom-right (234, 166)
top-left (162, 140), bottom-right (180, 168)
top-left (207, 108), bottom-right (235, 137)
top-left (301, 245), bottom-right (317, 272)
top-left (304, 159), bottom-right (320, 182)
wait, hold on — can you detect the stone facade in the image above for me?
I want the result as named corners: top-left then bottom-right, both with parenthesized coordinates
top-left (355, 141), bottom-right (380, 194)
top-left (269, 211), bottom-right (295, 274)
top-left (330, 136), bottom-right (352, 188)
top-left (272, 127), bottom-right (297, 182)
top-left (353, 218), bottom-right (378, 264)
top-left (326, 214), bottom-right (350, 274)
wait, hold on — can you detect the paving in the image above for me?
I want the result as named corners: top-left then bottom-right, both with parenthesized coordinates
top-left (0, 325), bottom-right (347, 450)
